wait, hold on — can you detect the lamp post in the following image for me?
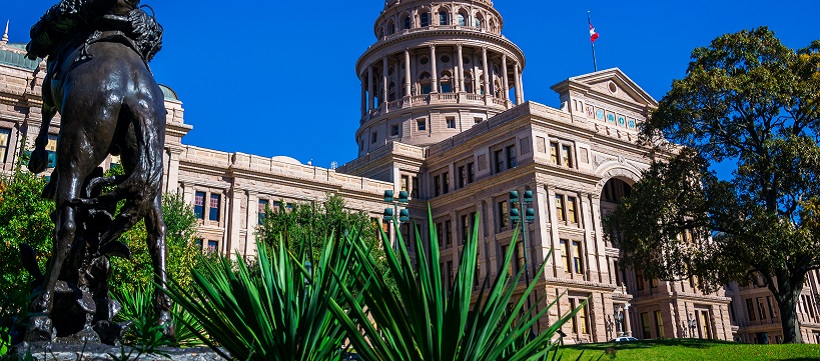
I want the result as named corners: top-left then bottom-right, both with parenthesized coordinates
top-left (687, 313), bottom-right (697, 338)
top-left (614, 302), bottom-right (631, 337)
top-left (509, 190), bottom-right (535, 314)
top-left (383, 190), bottom-right (409, 247)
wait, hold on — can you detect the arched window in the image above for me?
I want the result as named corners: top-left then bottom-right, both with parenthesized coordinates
top-left (378, 27), bottom-right (384, 39)
top-left (403, 16), bottom-right (411, 30)
top-left (439, 10), bottom-right (449, 25)
top-left (400, 77), bottom-right (406, 97)
top-left (457, 11), bottom-right (467, 26)
top-left (474, 15), bottom-right (483, 28)
top-left (420, 12), bottom-right (430, 27)
top-left (387, 19), bottom-right (396, 35)
top-left (419, 72), bottom-right (432, 94)
top-left (464, 71), bottom-right (474, 93)
top-left (440, 71), bottom-right (453, 93)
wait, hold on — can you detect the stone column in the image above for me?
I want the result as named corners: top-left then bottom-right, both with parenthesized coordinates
top-left (624, 306), bottom-right (633, 337)
top-left (404, 49), bottom-right (412, 98)
top-left (367, 66), bottom-right (374, 110)
top-left (513, 62), bottom-right (522, 105)
top-left (166, 147), bottom-right (182, 193)
top-left (430, 45), bottom-right (438, 93)
top-left (457, 44), bottom-right (465, 92)
top-left (382, 56), bottom-right (389, 109)
top-left (229, 188), bottom-right (244, 256)
top-left (482, 47), bottom-right (490, 99)
top-left (579, 194), bottom-right (599, 283)
top-left (361, 74), bottom-right (367, 115)
top-left (244, 191), bottom-right (258, 256)
top-left (182, 182), bottom-right (194, 204)
top-left (501, 54), bottom-right (509, 100)
top-left (518, 64), bottom-right (525, 103)
top-left (546, 187), bottom-right (563, 278)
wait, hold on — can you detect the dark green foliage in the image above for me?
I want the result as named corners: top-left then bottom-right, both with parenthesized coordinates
top-left (609, 27), bottom-right (820, 343)
top-left (330, 209), bottom-right (580, 361)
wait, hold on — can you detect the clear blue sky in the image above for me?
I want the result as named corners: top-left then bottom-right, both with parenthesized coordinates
top-left (4, 1), bottom-right (818, 169)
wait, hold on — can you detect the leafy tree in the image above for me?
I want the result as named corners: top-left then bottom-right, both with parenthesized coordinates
top-left (110, 192), bottom-right (201, 294)
top-left (608, 27), bottom-right (820, 343)
top-left (256, 193), bottom-right (381, 260)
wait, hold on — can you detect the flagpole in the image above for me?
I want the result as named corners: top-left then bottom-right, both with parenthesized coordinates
top-left (588, 11), bottom-right (598, 72)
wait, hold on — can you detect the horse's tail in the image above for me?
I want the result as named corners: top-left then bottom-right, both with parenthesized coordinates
top-left (96, 97), bottom-right (165, 246)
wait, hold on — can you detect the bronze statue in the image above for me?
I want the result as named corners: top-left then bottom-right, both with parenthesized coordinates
top-left (22, 0), bottom-right (171, 343)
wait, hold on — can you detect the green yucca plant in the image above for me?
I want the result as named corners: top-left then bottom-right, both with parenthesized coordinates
top-left (164, 231), bottom-right (359, 361)
top-left (330, 209), bottom-right (584, 361)
top-left (113, 286), bottom-right (205, 348)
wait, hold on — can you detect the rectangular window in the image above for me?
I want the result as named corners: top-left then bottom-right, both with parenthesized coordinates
top-left (446, 117), bottom-right (456, 128)
top-left (561, 144), bottom-right (573, 167)
top-left (636, 269), bottom-right (645, 290)
top-left (641, 312), bottom-right (651, 339)
top-left (401, 175), bottom-right (409, 192)
top-left (560, 239), bottom-right (570, 272)
top-left (442, 172), bottom-right (450, 194)
top-left (436, 222), bottom-right (444, 244)
top-left (757, 297), bottom-right (767, 320)
top-left (444, 220), bottom-right (453, 246)
top-left (207, 240), bottom-right (218, 252)
top-left (258, 199), bottom-right (268, 225)
top-left (391, 124), bottom-right (400, 136)
top-left (371, 131), bottom-right (378, 144)
top-left (506, 145), bottom-right (517, 168)
top-left (474, 117), bottom-right (482, 124)
top-left (446, 260), bottom-right (454, 290)
top-left (194, 191), bottom-right (205, 219)
top-left (767, 296), bottom-right (778, 319)
top-left (434, 175), bottom-right (441, 196)
top-left (0, 128), bottom-right (10, 163)
top-left (567, 196), bottom-right (577, 223)
top-left (655, 310), bottom-right (665, 338)
top-left (500, 245), bottom-right (511, 277)
top-left (498, 200), bottom-right (509, 230)
top-left (209, 194), bottom-right (220, 221)
top-left (571, 241), bottom-right (583, 274)
top-left (466, 162), bottom-right (475, 183)
top-left (550, 142), bottom-right (559, 165)
top-left (461, 214), bottom-right (469, 244)
top-left (570, 299), bottom-right (579, 333)
top-left (458, 166), bottom-right (466, 188)
top-left (579, 303), bottom-right (589, 334)
top-left (46, 134), bottom-right (58, 168)
top-left (411, 176), bottom-right (420, 199)
top-left (417, 119), bottom-right (426, 131)
top-left (195, 238), bottom-right (203, 249)
top-left (494, 149), bottom-right (504, 173)
top-left (555, 195), bottom-right (565, 222)
top-left (746, 298), bottom-right (756, 321)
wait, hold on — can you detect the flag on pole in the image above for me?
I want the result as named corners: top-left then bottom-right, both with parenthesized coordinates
top-left (589, 22), bottom-right (599, 43)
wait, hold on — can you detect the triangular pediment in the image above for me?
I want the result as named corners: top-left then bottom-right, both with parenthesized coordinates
top-left (551, 68), bottom-right (658, 108)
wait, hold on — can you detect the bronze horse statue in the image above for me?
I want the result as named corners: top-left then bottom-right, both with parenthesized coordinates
top-left (24, 0), bottom-right (172, 342)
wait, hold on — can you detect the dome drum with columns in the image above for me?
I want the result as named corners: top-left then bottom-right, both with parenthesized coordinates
top-left (357, 0), bottom-right (525, 155)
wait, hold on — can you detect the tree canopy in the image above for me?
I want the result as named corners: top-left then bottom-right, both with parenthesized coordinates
top-left (608, 27), bottom-right (820, 343)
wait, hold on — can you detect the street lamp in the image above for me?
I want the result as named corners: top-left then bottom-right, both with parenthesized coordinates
top-left (383, 190), bottom-right (409, 246)
top-left (614, 302), bottom-right (631, 337)
top-left (687, 313), bottom-right (697, 338)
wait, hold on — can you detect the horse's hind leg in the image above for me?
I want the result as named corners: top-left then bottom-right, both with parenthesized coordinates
top-left (145, 191), bottom-right (174, 338)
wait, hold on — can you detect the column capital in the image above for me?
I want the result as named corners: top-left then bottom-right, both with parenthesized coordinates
top-left (456, 43), bottom-right (463, 50)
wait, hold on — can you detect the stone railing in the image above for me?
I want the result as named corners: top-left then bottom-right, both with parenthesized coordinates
top-left (362, 93), bottom-right (509, 123)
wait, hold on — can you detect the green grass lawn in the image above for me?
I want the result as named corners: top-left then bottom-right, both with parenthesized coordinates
top-left (555, 339), bottom-right (820, 361)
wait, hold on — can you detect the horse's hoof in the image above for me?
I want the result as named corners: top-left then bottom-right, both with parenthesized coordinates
top-left (27, 148), bottom-right (49, 174)
top-left (25, 316), bottom-right (55, 343)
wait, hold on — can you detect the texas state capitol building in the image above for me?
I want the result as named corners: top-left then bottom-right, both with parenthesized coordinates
top-left (2, 0), bottom-right (820, 345)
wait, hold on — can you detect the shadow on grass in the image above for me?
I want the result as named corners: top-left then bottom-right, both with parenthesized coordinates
top-left (564, 338), bottom-right (737, 352)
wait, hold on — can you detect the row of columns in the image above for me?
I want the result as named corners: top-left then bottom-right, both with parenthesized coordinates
top-left (360, 45), bottom-right (525, 116)
top-left (377, 6), bottom-right (498, 38)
